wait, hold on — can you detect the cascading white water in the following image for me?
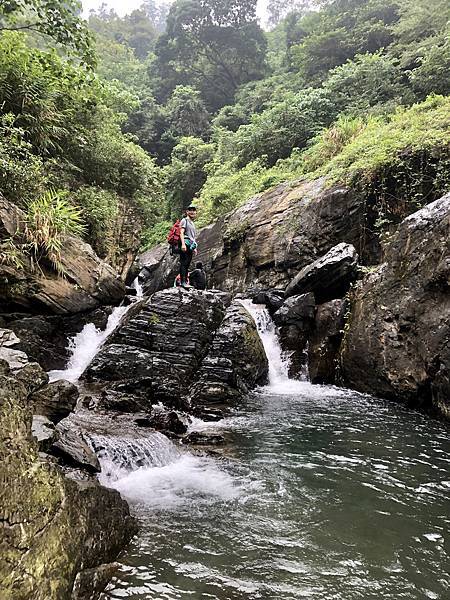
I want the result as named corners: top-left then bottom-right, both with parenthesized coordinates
top-left (48, 277), bottom-right (143, 383)
top-left (48, 303), bottom-right (131, 383)
top-left (88, 431), bottom-right (181, 485)
top-left (131, 276), bottom-right (144, 298)
top-left (91, 426), bottom-right (239, 508)
top-left (240, 299), bottom-right (310, 394)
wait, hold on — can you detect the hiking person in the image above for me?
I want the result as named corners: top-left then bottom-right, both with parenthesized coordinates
top-left (179, 205), bottom-right (197, 288)
top-left (189, 261), bottom-right (207, 290)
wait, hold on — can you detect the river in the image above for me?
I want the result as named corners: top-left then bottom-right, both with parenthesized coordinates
top-left (95, 302), bottom-right (450, 600)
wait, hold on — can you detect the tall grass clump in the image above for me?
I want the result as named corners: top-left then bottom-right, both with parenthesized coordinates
top-left (24, 189), bottom-right (86, 273)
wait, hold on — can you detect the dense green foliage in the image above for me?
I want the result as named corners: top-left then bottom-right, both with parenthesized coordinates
top-left (1, 0), bottom-right (448, 257)
top-left (0, 27), bottom-right (163, 267)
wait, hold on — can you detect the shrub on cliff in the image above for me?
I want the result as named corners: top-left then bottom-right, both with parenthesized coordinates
top-left (195, 95), bottom-right (450, 226)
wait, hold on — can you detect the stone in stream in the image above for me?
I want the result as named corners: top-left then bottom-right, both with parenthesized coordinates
top-left (85, 288), bottom-right (231, 410)
top-left (252, 289), bottom-right (285, 315)
top-left (189, 301), bottom-right (268, 417)
top-left (0, 370), bottom-right (137, 600)
top-left (30, 379), bottom-right (79, 424)
top-left (51, 420), bottom-right (101, 473)
top-left (340, 193), bottom-right (450, 418)
top-left (135, 409), bottom-right (187, 435)
top-left (285, 242), bottom-right (358, 303)
top-left (272, 293), bottom-right (316, 379)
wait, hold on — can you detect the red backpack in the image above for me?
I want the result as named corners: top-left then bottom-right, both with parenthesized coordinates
top-left (167, 219), bottom-right (182, 254)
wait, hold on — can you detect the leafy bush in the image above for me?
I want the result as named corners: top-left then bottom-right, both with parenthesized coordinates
top-left (302, 115), bottom-right (369, 171)
top-left (231, 87), bottom-right (337, 167)
top-left (140, 220), bottom-right (172, 250)
top-left (408, 34), bottom-right (450, 98)
top-left (196, 95), bottom-right (450, 229)
top-left (196, 158), bottom-right (269, 226)
top-left (309, 95), bottom-right (450, 185)
top-left (164, 137), bottom-right (215, 219)
top-left (322, 52), bottom-right (414, 114)
top-left (0, 114), bottom-right (47, 206)
top-left (71, 187), bottom-right (119, 258)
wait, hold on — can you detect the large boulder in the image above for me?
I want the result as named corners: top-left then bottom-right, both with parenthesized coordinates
top-left (285, 243), bottom-right (358, 303)
top-left (31, 380), bottom-right (79, 424)
top-left (190, 301), bottom-right (268, 416)
top-left (0, 371), bottom-right (137, 600)
top-left (0, 196), bottom-right (125, 314)
top-left (139, 179), bottom-right (376, 295)
top-left (340, 194), bottom-right (450, 418)
top-left (273, 293), bottom-right (315, 326)
top-left (85, 288), bottom-right (230, 409)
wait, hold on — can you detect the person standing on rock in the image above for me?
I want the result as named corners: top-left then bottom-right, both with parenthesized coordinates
top-left (189, 261), bottom-right (207, 290)
top-left (179, 205), bottom-right (198, 289)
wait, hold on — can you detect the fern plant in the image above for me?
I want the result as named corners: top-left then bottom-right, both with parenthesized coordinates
top-left (24, 189), bottom-right (86, 274)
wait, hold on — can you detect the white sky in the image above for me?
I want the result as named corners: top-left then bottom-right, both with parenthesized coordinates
top-left (82, 1), bottom-right (269, 24)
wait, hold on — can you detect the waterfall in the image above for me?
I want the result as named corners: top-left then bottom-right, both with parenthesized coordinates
top-left (48, 276), bottom-right (142, 383)
top-left (131, 275), bottom-right (144, 298)
top-left (240, 299), bottom-right (309, 394)
top-left (87, 431), bottom-right (181, 485)
top-left (87, 427), bottom-right (239, 508)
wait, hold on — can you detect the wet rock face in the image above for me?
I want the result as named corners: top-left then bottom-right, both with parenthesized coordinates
top-left (308, 299), bottom-right (346, 384)
top-left (190, 301), bottom-right (268, 416)
top-left (85, 288), bottom-right (231, 410)
top-left (271, 294), bottom-right (315, 379)
top-left (0, 370), bottom-right (137, 600)
top-left (0, 195), bottom-right (125, 314)
top-left (285, 243), bottom-right (358, 303)
top-left (31, 379), bottom-right (79, 424)
top-left (340, 194), bottom-right (450, 418)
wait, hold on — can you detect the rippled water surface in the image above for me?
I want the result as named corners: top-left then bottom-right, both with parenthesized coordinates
top-left (101, 382), bottom-right (450, 600)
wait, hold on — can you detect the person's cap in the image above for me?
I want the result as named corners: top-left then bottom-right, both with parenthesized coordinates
top-left (187, 204), bottom-right (197, 210)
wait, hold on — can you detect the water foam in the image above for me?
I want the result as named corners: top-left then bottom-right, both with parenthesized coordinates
top-left (109, 454), bottom-right (240, 509)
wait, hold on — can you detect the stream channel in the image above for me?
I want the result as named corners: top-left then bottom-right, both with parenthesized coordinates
top-left (55, 295), bottom-right (450, 600)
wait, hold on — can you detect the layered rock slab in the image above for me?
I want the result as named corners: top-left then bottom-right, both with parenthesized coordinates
top-left (340, 194), bottom-right (450, 418)
top-left (285, 242), bottom-right (358, 303)
top-left (190, 301), bottom-right (268, 416)
top-left (85, 288), bottom-right (230, 409)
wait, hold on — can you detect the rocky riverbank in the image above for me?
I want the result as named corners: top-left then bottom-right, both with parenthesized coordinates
top-left (1, 176), bottom-right (448, 599)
